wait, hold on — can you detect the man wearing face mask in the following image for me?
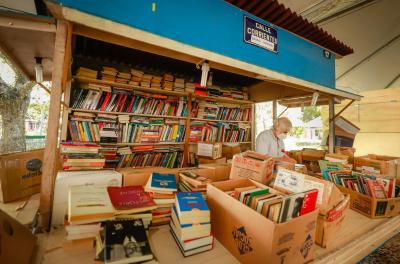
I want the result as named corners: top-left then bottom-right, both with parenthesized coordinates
top-left (255, 117), bottom-right (296, 163)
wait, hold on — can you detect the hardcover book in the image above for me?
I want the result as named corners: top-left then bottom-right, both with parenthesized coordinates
top-left (146, 172), bottom-right (177, 193)
top-left (107, 186), bottom-right (157, 215)
top-left (175, 192), bottom-right (210, 225)
top-left (104, 219), bottom-right (153, 263)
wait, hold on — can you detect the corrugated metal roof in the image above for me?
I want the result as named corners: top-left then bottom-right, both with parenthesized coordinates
top-left (226, 0), bottom-right (354, 56)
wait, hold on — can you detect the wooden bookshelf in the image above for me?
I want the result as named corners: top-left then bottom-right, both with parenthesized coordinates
top-left (73, 76), bottom-right (189, 97)
top-left (101, 142), bottom-right (185, 146)
top-left (193, 94), bottom-right (253, 105)
top-left (188, 142), bottom-right (251, 145)
top-left (69, 108), bottom-right (187, 119)
top-left (190, 117), bottom-right (251, 123)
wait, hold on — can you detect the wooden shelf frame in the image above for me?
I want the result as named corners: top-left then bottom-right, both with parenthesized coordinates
top-left (69, 108), bottom-right (188, 119)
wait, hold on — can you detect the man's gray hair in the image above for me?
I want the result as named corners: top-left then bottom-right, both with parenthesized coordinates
top-left (273, 117), bottom-right (292, 130)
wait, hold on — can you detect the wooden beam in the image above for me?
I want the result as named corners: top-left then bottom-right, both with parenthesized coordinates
top-left (39, 20), bottom-right (71, 230)
top-left (328, 98), bottom-right (335, 153)
top-left (272, 100), bottom-right (277, 120)
top-left (37, 82), bottom-right (68, 108)
top-left (330, 99), bottom-right (354, 121)
top-left (278, 107), bottom-right (289, 118)
top-left (183, 94), bottom-right (192, 166)
top-left (0, 15), bottom-right (56, 32)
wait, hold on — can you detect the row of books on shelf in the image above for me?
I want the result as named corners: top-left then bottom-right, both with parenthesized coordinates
top-left (70, 85), bottom-right (188, 117)
top-left (68, 117), bottom-right (186, 144)
top-left (191, 100), bottom-right (251, 121)
top-left (76, 66), bottom-right (249, 100)
top-left (60, 142), bottom-right (183, 170)
top-left (225, 185), bottom-right (318, 223)
top-left (190, 122), bottom-right (251, 143)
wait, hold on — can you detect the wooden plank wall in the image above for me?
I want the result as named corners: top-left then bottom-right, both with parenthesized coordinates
top-left (336, 87), bottom-right (400, 156)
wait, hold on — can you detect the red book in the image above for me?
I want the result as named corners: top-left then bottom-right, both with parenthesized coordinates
top-left (107, 186), bottom-right (157, 215)
top-left (100, 92), bottom-right (112, 111)
top-left (366, 179), bottom-right (386, 199)
top-left (118, 95), bottom-right (128, 112)
top-left (300, 189), bottom-right (318, 216)
top-left (113, 94), bottom-right (123, 112)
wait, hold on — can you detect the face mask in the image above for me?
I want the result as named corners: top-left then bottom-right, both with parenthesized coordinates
top-left (277, 133), bottom-right (287, 140)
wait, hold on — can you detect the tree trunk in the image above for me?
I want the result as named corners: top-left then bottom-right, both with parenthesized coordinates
top-left (0, 94), bottom-right (30, 153)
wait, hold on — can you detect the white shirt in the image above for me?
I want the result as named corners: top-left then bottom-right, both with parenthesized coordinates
top-left (255, 129), bottom-right (285, 157)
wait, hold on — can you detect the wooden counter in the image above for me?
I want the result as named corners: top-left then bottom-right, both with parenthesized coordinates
top-left (36, 210), bottom-right (400, 264)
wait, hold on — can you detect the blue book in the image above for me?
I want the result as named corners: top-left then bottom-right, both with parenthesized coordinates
top-left (146, 172), bottom-right (177, 192)
top-left (175, 192), bottom-right (210, 225)
top-left (172, 206), bottom-right (209, 228)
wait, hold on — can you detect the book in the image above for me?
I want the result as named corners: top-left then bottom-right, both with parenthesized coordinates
top-left (175, 192), bottom-right (210, 225)
top-left (104, 219), bottom-right (153, 263)
top-left (145, 172), bottom-right (177, 194)
top-left (170, 221), bottom-right (213, 257)
top-left (366, 179), bottom-right (387, 199)
top-left (299, 190), bottom-right (318, 216)
top-left (179, 171), bottom-right (212, 188)
top-left (171, 206), bottom-right (211, 241)
top-left (107, 186), bottom-right (157, 215)
top-left (68, 185), bottom-right (114, 225)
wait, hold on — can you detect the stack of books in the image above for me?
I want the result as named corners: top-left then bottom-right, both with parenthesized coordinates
top-left (231, 87), bottom-right (244, 100)
top-left (65, 223), bottom-right (101, 241)
top-left (60, 142), bottom-right (105, 170)
top-left (185, 82), bottom-right (195, 93)
top-left (170, 192), bottom-right (214, 257)
top-left (151, 75), bottom-right (162, 89)
top-left (116, 71), bottom-right (131, 84)
top-left (163, 73), bottom-right (174, 91)
top-left (130, 69), bottom-right (144, 86)
top-left (141, 74), bottom-right (153, 88)
top-left (145, 172), bottom-right (177, 226)
top-left (68, 112), bottom-right (100, 142)
top-left (107, 185), bottom-right (158, 229)
top-left (220, 86), bottom-right (232, 98)
top-left (207, 86), bottom-right (221, 97)
top-left (194, 84), bottom-right (207, 96)
top-left (96, 219), bottom-right (155, 263)
top-left (227, 186), bottom-right (318, 223)
top-left (95, 113), bottom-right (117, 123)
top-left (99, 146), bottom-right (119, 168)
top-left (174, 78), bottom-right (185, 92)
top-left (99, 126), bottom-right (119, 144)
top-left (76, 67), bottom-right (98, 79)
top-left (178, 171), bottom-right (211, 198)
top-left (100, 66), bottom-right (118, 82)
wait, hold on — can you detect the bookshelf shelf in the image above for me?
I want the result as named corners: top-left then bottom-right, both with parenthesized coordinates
top-left (69, 108), bottom-right (188, 119)
top-left (101, 142), bottom-right (185, 146)
top-left (188, 142), bottom-right (251, 144)
top-left (73, 76), bottom-right (189, 97)
top-left (193, 95), bottom-right (253, 105)
top-left (190, 118), bottom-right (251, 123)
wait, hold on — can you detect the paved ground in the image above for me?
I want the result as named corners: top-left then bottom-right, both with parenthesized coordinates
top-left (359, 232), bottom-right (400, 264)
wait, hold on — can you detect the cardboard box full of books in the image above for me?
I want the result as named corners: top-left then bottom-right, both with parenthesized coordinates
top-left (354, 154), bottom-right (400, 179)
top-left (336, 185), bottom-right (400, 218)
top-left (197, 142), bottom-right (222, 159)
top-left (0, 149), bottom-right (44, 202)
top-left (230, 151), bottom-right (275, 184)
top-left (272, 169), bottom-right (349, 248)
top-left (207, 178), bottom-right (318, 264)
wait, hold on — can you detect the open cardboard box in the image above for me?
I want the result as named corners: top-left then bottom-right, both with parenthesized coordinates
top-left (354, 154), bottom-right (400, 179)
top-left (207, 177), bottom-right (318, 264)
top-left (198, 163), bottom-right (232, 182)
top-left (336, 184), bottom-right (400, 218)
top-left (230, 151), bottom-right (275, 184)
top-left (272, 168), bottom-right (349, 248)
top-left (118, 166), bottom-right (231, 186)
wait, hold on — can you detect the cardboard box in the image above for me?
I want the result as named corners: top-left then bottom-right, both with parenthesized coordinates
top-left (335, 147), bottom-right (355, 163)
top-left (197, 142), bottom-right (222, 159)
top-left (230, 151), bottom-right (274, 184)
top-left (207, 178), bottom-right (318, 263)
top-left (222, 144), bottom-right (242, 159)
top-left (198, 163), bottom-right (231, 182)
top-left (0, 149), bottom-right (44, 203)
top-left (119, 166), bottom-right (231, 187)
top-left (354, 154), bottom-right (400, 178)
top-left (336, 184), bottom-right (400, 218)
top-left (289, 149), bottom-right (326, 173)
top-left (272, 168), bottom-right (349, 248)
top-left (198, 156), bottom-right (227, 165)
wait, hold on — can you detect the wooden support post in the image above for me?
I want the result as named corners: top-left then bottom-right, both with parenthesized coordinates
top-left (272, 100), bottom-right (277, 121)
top-left (183, 93), bottom-right (192, 167)
top-left (39, 20), bottom-right (72, 230)
top-left (330, 99), bottom-right (355, 122)
top-left (328, 98), bottom-right (335, 154)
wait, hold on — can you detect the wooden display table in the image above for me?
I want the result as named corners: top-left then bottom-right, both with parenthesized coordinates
top-left (36, 210), bottom-right (400, 264)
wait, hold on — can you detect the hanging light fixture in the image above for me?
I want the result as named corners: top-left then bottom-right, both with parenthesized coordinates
top-left (200, 60), bottom-right (210, 87)
top-left (311, 91), bottom-right (319, 106)
top-left (35, 57), bottom-right (43, 83)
